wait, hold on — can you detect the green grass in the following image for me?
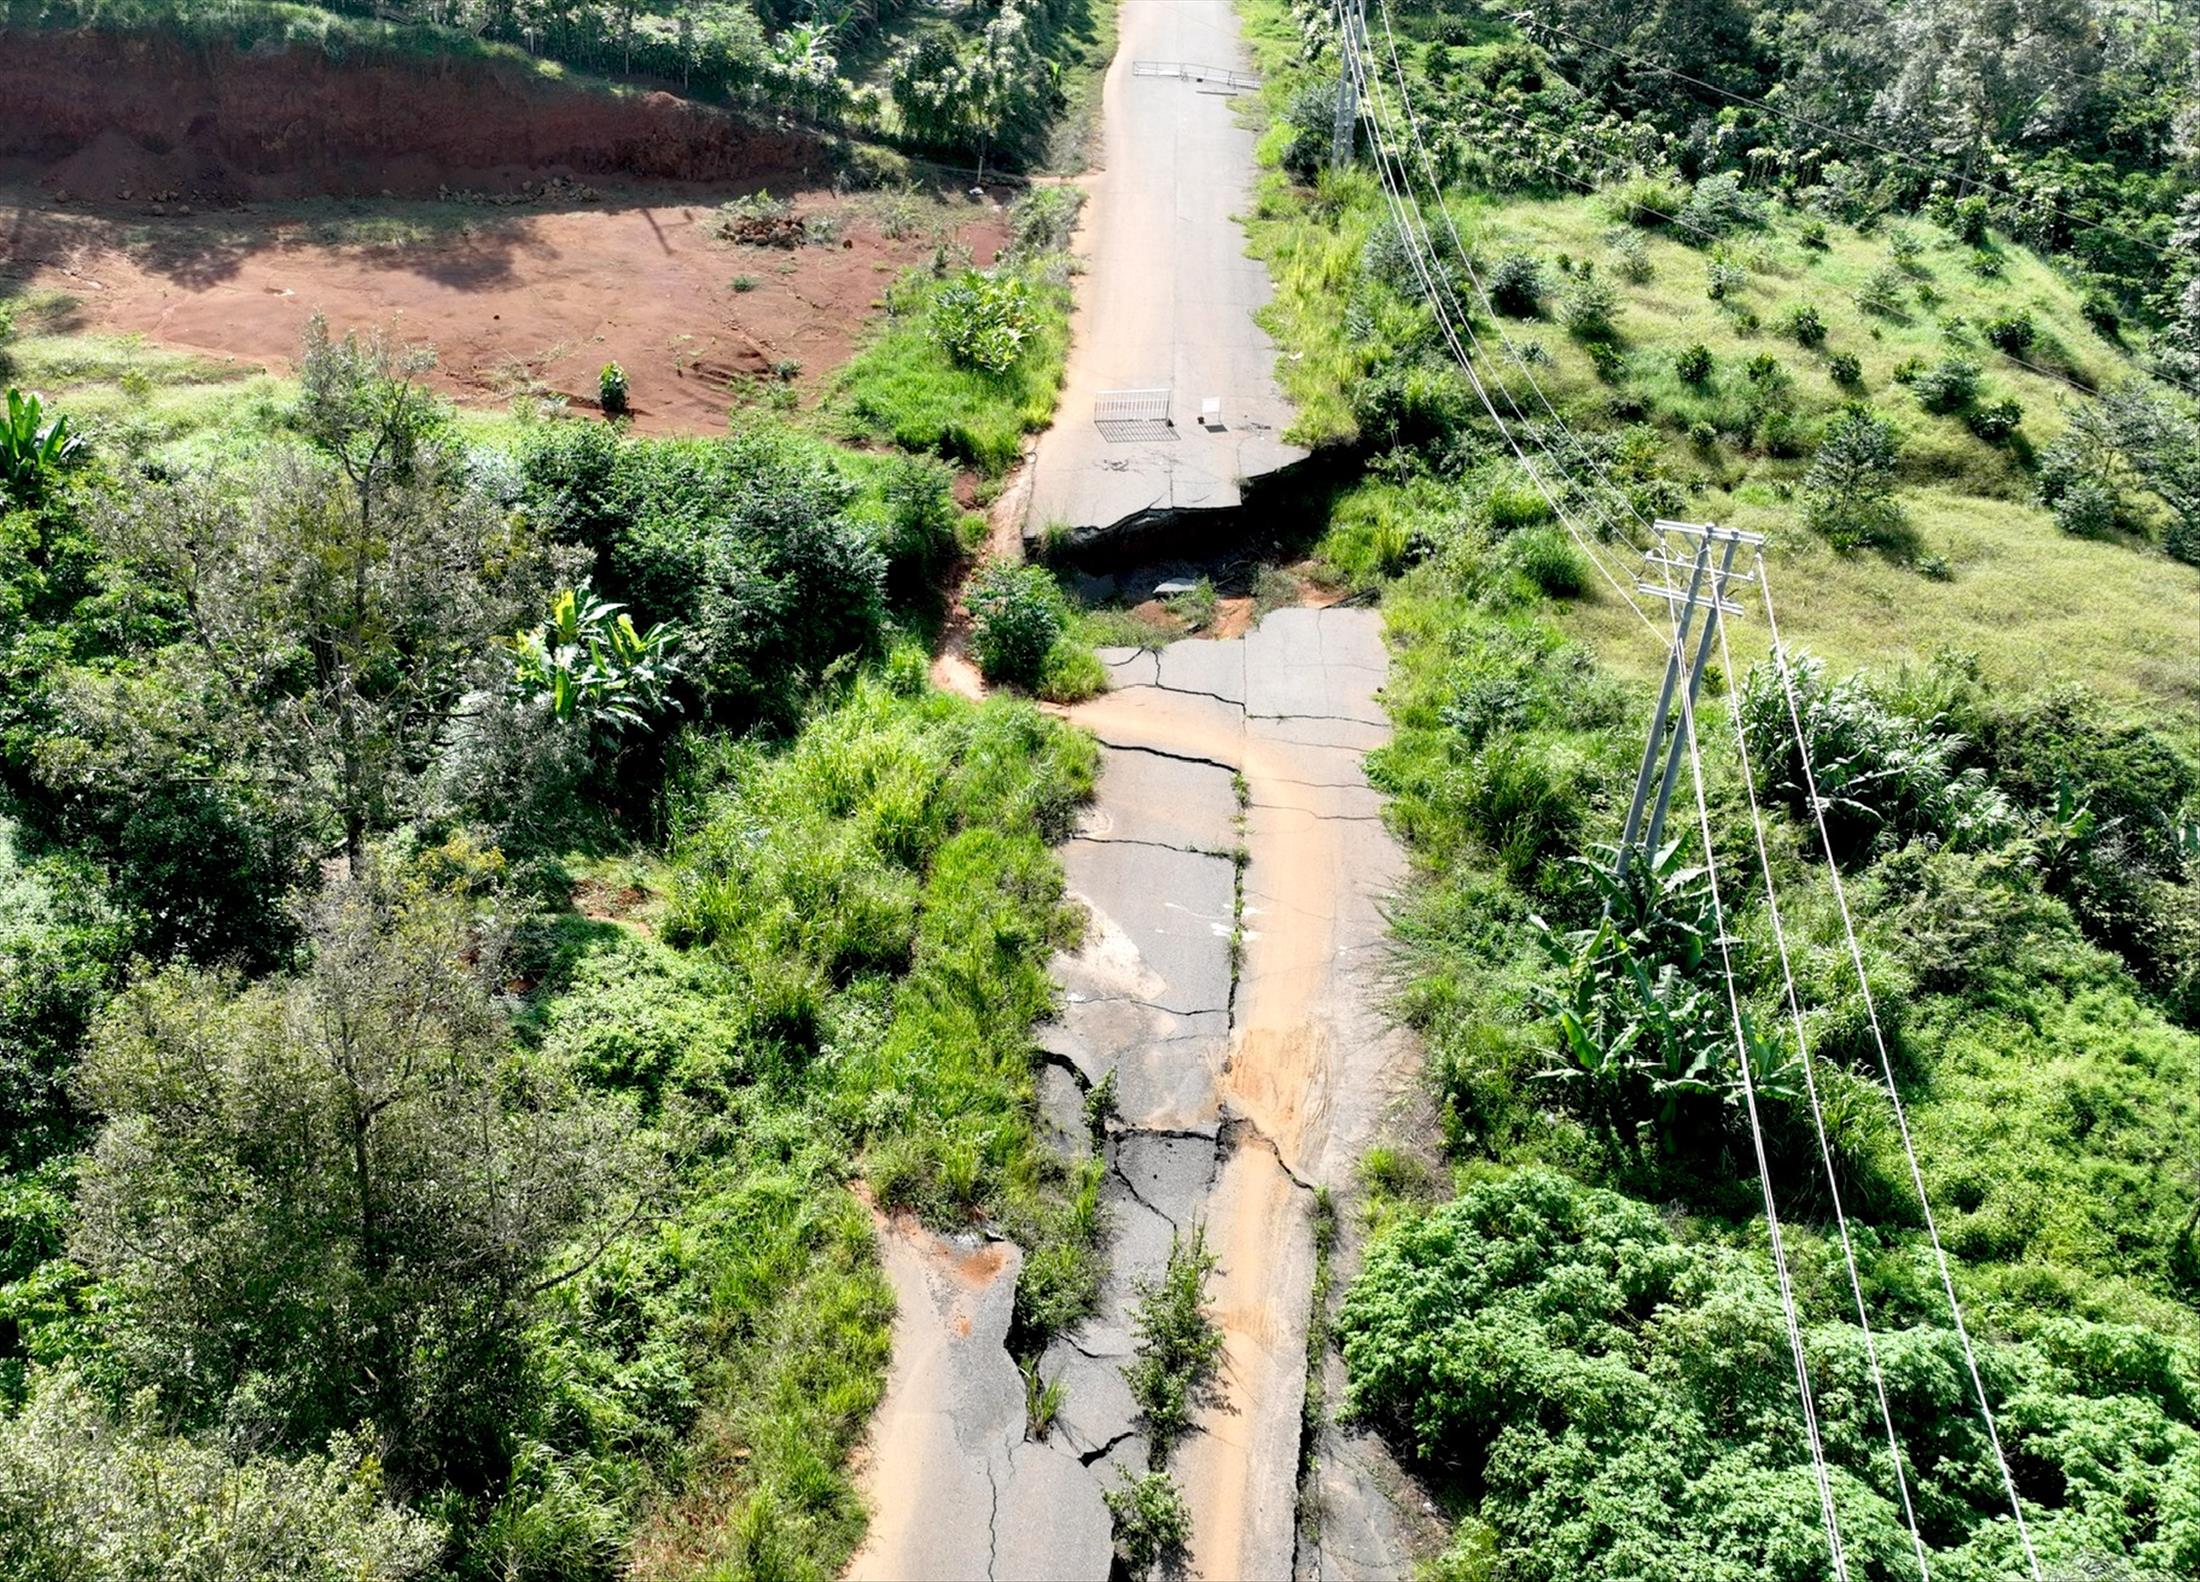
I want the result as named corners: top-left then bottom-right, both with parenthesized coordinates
top-left (523, 674), bottom-right (1100, 1580)
top-left (1232, 1), bottom-right (2200, 727)
top-left (828, 261), bottom-right (1073, 475)
top-left (1237, 9), bottom-right (2200, 1573)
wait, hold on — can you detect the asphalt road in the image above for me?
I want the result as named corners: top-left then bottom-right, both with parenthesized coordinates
top-left (1024, 0), bottom-right (1306, 544)
top-left (846, 610), bottom-right (1431, 1579)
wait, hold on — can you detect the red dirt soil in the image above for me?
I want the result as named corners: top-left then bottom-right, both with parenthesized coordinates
top-left (0, 30), bottom-right (820, 200)
top-left (0, 30), bottom-right (1011, 431)
top-left (4, 191), bottom-right (1007, 432)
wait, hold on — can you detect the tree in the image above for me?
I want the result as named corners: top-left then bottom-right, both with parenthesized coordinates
top-left (99, 321), bottom-right (536, 873)
top-left (71, 856), bottom-right (651, 1487)
top-left (0, 1367), bottom-right (440, 1582)
top-left (1801, 404), bottom-right (1909, 550)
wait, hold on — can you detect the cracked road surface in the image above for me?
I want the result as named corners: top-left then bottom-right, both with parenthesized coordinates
top-left (1023, 0), bottom-right (1304, 547)
top-left (846, 607), bottom-right (1421, 1579)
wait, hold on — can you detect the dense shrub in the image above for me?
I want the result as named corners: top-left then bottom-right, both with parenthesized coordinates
top-left (517, 427), bottom-right (886, 725)
top-left (966, 562), bottom-right (1065, 689)
top-left (1339, 1169), bottom-right (2200, 1579)
top-left (0, 1368), bottom-right (441, 1580)
top-left (1739, 652), bottom-right (2014, 862)
top-left (1487, 253), bottom-right (1548, 317)
top-left (1674, 343), bottom-right (1713, 385)
top-left (1561, 273), bottom-right (1620, 342)
top-left (1856, 265), bottom-right (1909, 317)
top-left (1828, 350), bottom-right (1864, 386)
top-left (1351, 361), bottom-right (1473, 450)
top-left (931, 271), bottom-right (1037, 374)
top-left (1801, 407), bottom-right (1907, 552)
top-left (1676, 171), bottom-right (1765, 238)
top-left (1785, 303), bottom-right (1826, 346)
top-left (1705, 257), bottom-right (1747, 301)
top-left (1911, 355), bottom-right (1983, 414)
top-left (1608, 228), bottom-right (1653, 282)
top-left (1966, 396), bottom-right (2024, 442)
top-left (1982, 309), bottom-right (2036, 354)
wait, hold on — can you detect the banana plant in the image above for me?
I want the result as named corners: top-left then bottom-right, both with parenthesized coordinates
top-left (0, 388), bottom-right (85, 508)
top-left (508, 584), bottom-right (682, 738)
top-left (1533, 837), bottom-right (1800, 1151)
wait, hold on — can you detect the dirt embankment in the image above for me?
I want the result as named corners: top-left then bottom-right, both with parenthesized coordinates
top-left (0, 28), bottom-right (821, 200)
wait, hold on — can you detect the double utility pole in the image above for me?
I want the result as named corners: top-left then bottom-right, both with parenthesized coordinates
top-left (1613, 520), bottom-right (1763, 879)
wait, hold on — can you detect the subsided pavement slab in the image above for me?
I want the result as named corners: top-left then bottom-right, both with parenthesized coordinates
top-left (857, 608), bottom-right (1421, 1582)
top-left (846, 1221), bottom-right (1111, 1582)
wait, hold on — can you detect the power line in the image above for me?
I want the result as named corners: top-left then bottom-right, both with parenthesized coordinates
top-left (1343, 10), bottom-right (1854, 1574)
top-left (1755, 565), bottom-right (2045, 1581)
top-left (1456, 88), bottom-right (2200, 410)
top-left (1335, 1), bottom-right (1661, 634)
top-left (1668, 589), bottom-right (1853, 1582)
top-left (1711, 591), bottom-right (1932, 1581)
top-left (1350, 17), bottom-right (2041, 1568)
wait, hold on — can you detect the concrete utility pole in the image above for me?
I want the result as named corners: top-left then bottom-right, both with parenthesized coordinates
top-left (1331, 2), bottom-right (1360, 168)
top-left (1613, 521), bottom-right (1763, 879)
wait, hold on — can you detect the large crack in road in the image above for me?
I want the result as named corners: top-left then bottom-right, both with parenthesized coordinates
top-left (847, 607), bottom-right (1429, 1579)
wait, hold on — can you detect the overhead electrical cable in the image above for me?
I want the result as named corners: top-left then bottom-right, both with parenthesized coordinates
top-left (1342, 9), bottom-right (1855, 1572)
top-left (1755, 566), bottom-right (2047, 1580)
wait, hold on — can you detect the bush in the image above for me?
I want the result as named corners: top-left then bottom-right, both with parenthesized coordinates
top-left (1280, 77), bottom-right (1345, 182)
top-left (2052, 474), bottom-right (2126, 538)
top-left (1104, 1471), bottom-right (1191, 1577)
top-left (1799, 218), bottom-right (1830, 249)
top-left (1486, 253), bottom-right (1547, 317)
top-left (1502, 524), bottom-right (1589, 598)
top-left (1676, 171), bottom-right (1765, 238)
top-left (1705, 258), bottom-right (1747, 301)
top-left (0, 1368), bottom-right (442, 1581)
top-left (966, 562), bottom-right (1064, 689)
top-left (1674, 343), bottom-right (1714, 386)
top-left (931, 270), bottom-right (1037, 373)
top-left (1982, 309), bottom-right (2036, 355)
top-left (1608, 228), bottom-right (1653, 283)
top-left (1802, 405), bottom-right (1908, 551)
top-left (1856, 265), bottom-right (1909, 317)
top-left (1952, 194), bottom-right (1992, 245)
top-left (1122, 1229), bottom-right (1223, 1451)
top-left (1561, 273), bottom-right (1620, 342)
top-left (1829, 350), bottom-right (1864, 386)
top-left (596, 362), bottom-right (628, 418)
top-left (1888, 226), bottom-right (1928, 265)
top-left (1911, 355), bottom-right (1982, 414)
top-left (1785, 303), bottom-right (1826, 346)
top-left (1739, 653), bottom-right (2013, 859)
top-left (875, 452), bottom-right (961, 581)
top-left (1609, 176), bottom-right (1686, 228)
top-left (1966, 396), bottom-right (2024, 443)
top-left (1351, 362), bottom-right (1472, 450)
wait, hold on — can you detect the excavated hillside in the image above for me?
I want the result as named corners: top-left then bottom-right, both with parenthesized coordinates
top-left (0, 27), bottom-right (820, 200)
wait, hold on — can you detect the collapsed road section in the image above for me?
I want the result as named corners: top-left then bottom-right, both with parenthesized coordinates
top-left (847, 606), bottom-right (1425, 1579)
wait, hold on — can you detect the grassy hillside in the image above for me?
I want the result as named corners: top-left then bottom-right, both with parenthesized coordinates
top-left (1238, 3), bottom-right (2200, 1576)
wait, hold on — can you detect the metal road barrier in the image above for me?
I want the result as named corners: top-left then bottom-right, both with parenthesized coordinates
top-left (1131, 60), bottom-right (1262, 90)
top-left (1094, 388), bottom-right (1178, 442)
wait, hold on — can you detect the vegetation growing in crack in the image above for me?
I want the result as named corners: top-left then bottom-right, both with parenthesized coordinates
top-left (1121, 1226), bottom-right (1224, 1459)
